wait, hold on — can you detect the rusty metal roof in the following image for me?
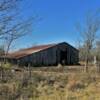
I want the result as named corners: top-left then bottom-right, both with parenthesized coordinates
top-left (7, 44), bottom-right (56, 59)
top-left (4, 42), bottom-right (78, 59)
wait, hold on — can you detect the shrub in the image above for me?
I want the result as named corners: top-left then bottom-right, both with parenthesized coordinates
top-left (2, 62), bottom-right (12, 70)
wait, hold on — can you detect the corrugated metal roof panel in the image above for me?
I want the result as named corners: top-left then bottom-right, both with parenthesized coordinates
top-left (7, 44), bottom-right (56, 59)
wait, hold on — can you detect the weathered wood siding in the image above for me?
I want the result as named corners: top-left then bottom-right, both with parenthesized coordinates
top-left (18, 46), bottom-right (58, 66)
top-left (16, 42), bottom-right (79, 66)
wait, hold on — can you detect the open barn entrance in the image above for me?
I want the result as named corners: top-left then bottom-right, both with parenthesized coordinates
top-left (60, 50), bottom-right (67, 65)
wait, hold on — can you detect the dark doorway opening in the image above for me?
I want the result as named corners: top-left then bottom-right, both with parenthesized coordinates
top-left (60, 50), bottom-right (67, 65)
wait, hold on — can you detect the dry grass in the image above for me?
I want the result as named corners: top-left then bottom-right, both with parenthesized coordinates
top-left (0, 65), bottom-right (100, 100)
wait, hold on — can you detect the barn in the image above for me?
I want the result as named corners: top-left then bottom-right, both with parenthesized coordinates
top-left (4, 42), bottom-right (79, 66)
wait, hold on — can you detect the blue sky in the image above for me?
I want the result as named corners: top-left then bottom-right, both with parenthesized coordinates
top-left (14, 0), bottom-right (100, 50)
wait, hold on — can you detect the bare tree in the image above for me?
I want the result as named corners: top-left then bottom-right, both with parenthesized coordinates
top-left (4, 18), bottom-right (33, 58)
top-left (76, 12), bottom-right (100, 72)
top-left (0, 0), bottom-right (36, 81)
top-left (0, 0), bottom-right (20, 38)
top-left (0, 0), bottom-right (35, 63)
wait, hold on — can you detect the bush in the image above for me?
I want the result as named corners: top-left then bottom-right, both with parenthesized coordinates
top-left (2, 62), bottom-right (12, 70)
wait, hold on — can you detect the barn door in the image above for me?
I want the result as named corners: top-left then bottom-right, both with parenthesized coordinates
top-left (60, 50), bottom-right (67, 65)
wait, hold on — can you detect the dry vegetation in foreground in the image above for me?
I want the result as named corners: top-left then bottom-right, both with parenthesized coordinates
top-left (0, 65), bottom-right (100, 100)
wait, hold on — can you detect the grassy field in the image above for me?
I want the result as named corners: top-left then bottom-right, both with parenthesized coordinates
top-left (0, 65), bottom-right (100, 100)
